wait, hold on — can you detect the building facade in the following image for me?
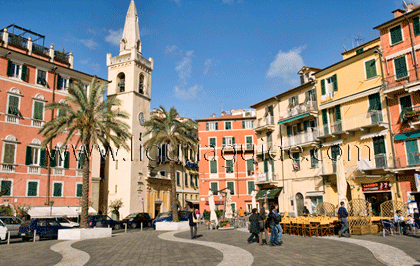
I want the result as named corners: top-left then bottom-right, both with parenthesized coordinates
top-left (0, 25), bottom-right (106, 217)
top-left (197, 109), bottom-right (257, 213)
top-left (374, 4), bottom-right (420, 211)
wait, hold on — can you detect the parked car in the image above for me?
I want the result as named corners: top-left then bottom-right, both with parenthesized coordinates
top-left (151, 211), bottom-right (190, 229)
top-left (19, 218), bottom-right (69, 241)
top-left (122, 213), bottom-right (152, 228)
top-left (0, 220), bottom-right (8, 241)
top-left (37, 217), bottom-right (79, 228)
top-left (0, 216), bottom-right (22, 237)
top-left (87, 215), bottom-right (122, 229)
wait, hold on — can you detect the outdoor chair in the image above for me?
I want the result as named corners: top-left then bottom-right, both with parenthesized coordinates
top-left (381, 219), bottom-right (394, 237)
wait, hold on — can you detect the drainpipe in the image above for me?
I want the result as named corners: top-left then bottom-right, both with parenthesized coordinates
top-left (403, 14), bottom-right (419, 80)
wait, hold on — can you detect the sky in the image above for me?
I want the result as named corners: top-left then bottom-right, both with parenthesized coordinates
top-left (0, 0), bottom-right (415, 120)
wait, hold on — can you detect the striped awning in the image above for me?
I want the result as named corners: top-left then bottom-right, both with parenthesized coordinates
top-left (322, 139), bottom-right (343, 147)
top-left (361, 130), bottom-right (389, 140)
top-left (278, 114), bottom-right (309, 125)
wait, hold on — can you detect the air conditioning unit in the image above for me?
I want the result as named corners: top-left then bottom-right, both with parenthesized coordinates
top-left (358, 159), bottom-right (372, 170)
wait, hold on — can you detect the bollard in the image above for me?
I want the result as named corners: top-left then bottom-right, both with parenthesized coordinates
top-left (108, 224), bottom-right (110, 228)
top-left (141, 222), bottom-right (143, 231)
top-left (7, 231), bottom-right (10, 245)
top-left (125, 223), bottom-right (127, 234)
top-left (33, 230), bottom-right (36, 242)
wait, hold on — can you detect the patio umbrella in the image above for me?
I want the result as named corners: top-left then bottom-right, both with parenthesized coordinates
top-left (208, 190), bottom-right (218, 224)
top-left (225, 189), bottom-right (233, 218)
top-left (336, 155), bottom-right (347, 206)
top-left (251, 190), bottom-right (257, 209)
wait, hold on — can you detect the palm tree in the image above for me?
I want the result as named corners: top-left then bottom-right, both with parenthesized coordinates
top-left (39, 77), bottom-right (131, 228)
top-left (144, 106), bottom-right (198, 221)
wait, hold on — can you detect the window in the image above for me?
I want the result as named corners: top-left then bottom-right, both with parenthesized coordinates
top-left (292, 152), bottom-right (300, 170)
top-left (246, 136), bottom-right (253, 149)
top-left (7, 95), bottom-right (20, 116)
top-left (414, 17), bottom-right (420, 36)
top-left (225, 121), bottom-right (232, 130)
top-left (37, 69), bottom-right (47, 86)
top-left (206, 122), bottom-right (218, 131)
top-left (33, 101), bottom-right (44, 121)
top-left (190, 175), bottom-right (194, 187)
top-left (209, 137), bottom-right (216, 147)
top-left (390, 25), bottom-right (403, 45)
top-left (184, 173), bottom-right (188, 187)
top-left (242, 120), bottom-right (254, 129)
top-left (76, 184), bottom-right (83, 197)
top-left (7, 61), bottom-right (27, 81)
top-left (321, 74), bottom-right (337, 95)
top-left (176, 171), bottom-right (180, 186)
top-left (373, 136), bottom-right (387, 168)
top-left (195, 175), bottom-right (198, 187)
top-left (227, 181), bottom-right (235, 195)
top-left (117, 72), bottom-right (125, 92)
top-left (247, 181), bottom-right (255, 195)
top-left (394, 56), bottom-right (408, 79)
top-left (288, 96), bottom-right (299, 108)
top-left (210, 182), bottom-right (218, 195)
top-left (51, 148), bottom-right (69, 169)
top-left (160, 171), bottom-right (166, 177)
top-left (210, 160), bottom-right (218, 174)
top-left (77, 152), bottom-right (84, 169)
top-left (365, 59), bottom-right (377, 80)
top-left (225, 160), bottom-right (234, 174)
top-left (139, 74), bottom-right (145, 94)
top-left (356, 48), bottom-right (364, 55)
top-left (57, 75), bottom-right (69, 90)
top-left (0, 180), bottom-right (12, 196)
top-left (53, 182), bottom-right (63, 197)
top-left (222, 137), bottom-right (235, 147)
top-left (263, 159), bottom-right (274, 173)
top-left (25, 146), bottom-right (40, 166)
top-left (2, 143), bottom-right (16, 165)
top-left (310, 149), bottom-right (318, 168)
top-left (27, 181), bottom-right (38, 197)
top-left (246, 159), bottom-right (254, 175)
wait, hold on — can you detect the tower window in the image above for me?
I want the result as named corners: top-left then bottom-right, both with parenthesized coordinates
top-left (139, 74), bottom-right (144, 94)
top-left (117, 72), bottom-right (125, 92)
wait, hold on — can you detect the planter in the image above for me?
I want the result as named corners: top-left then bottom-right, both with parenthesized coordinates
top-left (155, 221), bottom-right (189, 231)
top-left (57, 228), bottom-right (112, 240)
top-left (224, 223), bottom-right (231, 228)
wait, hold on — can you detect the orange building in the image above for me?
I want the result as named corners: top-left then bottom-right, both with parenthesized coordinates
top-left (197, 109), bottom-right (257, 214)
top-left (0, 25), bottom-right (107, 217)
top-left (374, 3), bottom-right (420, 209)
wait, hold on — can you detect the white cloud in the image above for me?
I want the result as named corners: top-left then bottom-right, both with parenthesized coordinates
top-left (170, 0), bottom-right (181, 5)
top-left (105, 28), bottom-right (123, 46)
top-left (78, 38), bottom-right (98, 50)
top-left (80, 58), bottom-right (101, 73)
top-left (174, 84), bottom-right (202, 100)
top-left (175, 50), bottom-right (194, 85)
top-left (266, 45), bottom-right (306, 85)
top-left (203, 58), bottom-right (214, 75)
top-left (165, 45), bottom-right (178, 54)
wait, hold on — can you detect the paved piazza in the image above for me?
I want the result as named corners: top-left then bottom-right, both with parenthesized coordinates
top-left (0, 226), bottom-right (419, 266)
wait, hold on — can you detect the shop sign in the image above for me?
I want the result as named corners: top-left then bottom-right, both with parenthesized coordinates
top-left (361, 181), bottom-right (390, 192)
top-left (415, 174), bottom-right (420, 192)
top-left (408, 195), bottom-right (415, 202)
top-left (205, 201), bottom-right (224, 205)
top-left (258, 173), bottom-right (267, 182)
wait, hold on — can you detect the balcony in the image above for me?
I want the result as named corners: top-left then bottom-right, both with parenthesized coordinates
top-left (1, 163), bottom-right (15, 173)
top-left (76, 170), bottom-right (83, 177)
top-left (384, 68), bottom-right (420, 92)
top-left (32, 119), bottom-right (44, 128)
top-left (256, 143), bottom-right (278, 156)
top-left (8, 33), bottom-right (28, 50)
top-left (318, 161), bottom-right (337, 177)
top-left (54, 50), bottom-right (70, 65)
top-left (28, 166), bottom-right (40, 174)
top-left (255, 116), bottom-right (275, 132)
top-left (255, 172), bottom-right (279, 184)
top-left (399, 105), bottom-right (420, 129)
top-left (5, 115), bottom-right (19, 124)
top-left (32, 43), bottom-right (49, 58)
top-left (278, 101), bottom-right (318, 124)
top-left (356, 154), bottom-right (394, 172)
top-left (53, 168), bottom-right (64, 176)
top-left (282, 127), bottom-right (319, 148)
top-left (318, 110), bottom-right (388, 138)
top-left (395, 153), bottom-right (420, 169)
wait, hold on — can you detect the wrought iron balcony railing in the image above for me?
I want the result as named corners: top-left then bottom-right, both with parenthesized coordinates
top-left (8, 33), bottom-right (28, 50)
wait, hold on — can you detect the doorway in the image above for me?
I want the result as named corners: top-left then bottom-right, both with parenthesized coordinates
top-left (364, 192), bottom-right (392, 216)
top-left (295, 193), bottom-right (304, 216)
top-left (155, 203), bottom-right (161, 218)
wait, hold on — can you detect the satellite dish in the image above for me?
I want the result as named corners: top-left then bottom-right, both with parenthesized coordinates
top-left (403, 0), bottom-right (408, 11)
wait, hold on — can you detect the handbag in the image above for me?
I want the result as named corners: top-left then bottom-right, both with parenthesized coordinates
top-left (193, 217), bottom-right (198, 223)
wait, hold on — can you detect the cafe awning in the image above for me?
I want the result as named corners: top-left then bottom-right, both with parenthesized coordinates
top-left (361, 129), bottom-right (389, 140)
top-left (68, 207), bottom-right (98, 215)
top-left (278, 114), bottom-right (309, 125)
top-left (28, 207), bottom-right (79, 218)
top-left (395, 130), bottom-right (420, 141)
top-left (255, 188), bottom-right (282, 199)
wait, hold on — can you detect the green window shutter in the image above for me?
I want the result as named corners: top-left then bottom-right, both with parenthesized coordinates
top-left (335, 105), bottom-right (341, 121)
top-left (247, 159), bottom-right (254, 172)
top-left (21, 65), bottom-right (28, 81)
top-left (34, 101), bottom-right (43, 120)
top-left (242, 121), bottom-right (245, 129)
top-left (248, 181), bottom-right (255, 195)
top-left (7, 61), bottom-right (12, 77)
top-left (27, 181), bottom-right (38, 197)
top-left (8, 95), bottom-right (19, 115)
top-left (395, 57), bottom-right (408, 79)
top-left (297, 123), bottom-right (302, 133)
top-left (232, 137), bottom-right (235, 145)
top-left (53, 183), bottom-right (62, 197)
top-left (356, 48), bottom-right (364, 55)
top-left (64, 151), bottom-right (70, 169)
top-left (310, 149), bottom-right (318, 168)
top-left (209, 138), bottom-right (215, 147)
top-left (25, 146), bottom-right (32, 165)
top-left (321, 79), bottom-right (326, 95)
top-left (210, 160), bottom-right (217, 173)
top-left (246, 136), bottom-right (252, 144)
top-left (50, 150), bottom-right (57, 168)
top-left (185, 174), bottom-right (188, 186)
top-left (303, 120), bottom-right (308, 132)
top-left (226, 160), bottom-right (233, 173)
top-left (227, 182), bottom-right (234, 195)
top-left (76, 184), bottom-right (83, 197)
top-left (390, 25), bottom-right (403, 45)
top-left (322, 109), bottom-right (329, 135)
top-left (210, 182), bottom-right (218, 194)
top-left (368, 93), bottom-right (382, 112)
top-left (215, 122), bottom-right (218, 130)
top-left (414, 17), bottom-right (420, 36)
top-left (365, 59), bottom-right (377, 79)
top-left (287, 125), bottom-right (292, 136)
top-left (3, 144), bottom-right (15, 164)
top-left (332, 74), bottom-right (338, 91)
top-left (57, 75), bottom-right (62, 89)
top-left (40, 149), bottom-right (46, 167)
top-left (206, 123), bottom-right (209, 131)
top-left (264, 159), bottom-right (268, 173)
top-left (78, 153), bottom-right (85, 169)
top-left (1, 181), bottom-right (12, 196)
top-left (222, 137), bottom-right (226, 146)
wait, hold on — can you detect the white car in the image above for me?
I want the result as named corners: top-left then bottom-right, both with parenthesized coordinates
top-left (0, 220), bottom-right (8, 241)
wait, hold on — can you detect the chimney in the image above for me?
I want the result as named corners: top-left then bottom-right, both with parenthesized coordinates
top-left (221, 111), bottom-right (226, 116)
top-left (230, 108), bottom-right (235, 114)
top-left (392, 9), bottom-right (405, 18)
top-left (211, 113), bottom-right (215, 118)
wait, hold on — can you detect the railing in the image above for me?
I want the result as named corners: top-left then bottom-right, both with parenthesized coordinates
top-left (356, 154), bottom-right (394, 170)
top-left (54, 51), bottom-right (70, 65)
top-left (28, 166), bottom-right (40, 174)
top-left (32, 43), bottom-right (49, 58)
top-left (109, 53), bottom-right (153, 69)
top-left (1, 164), bottom-right (15, 173)
top-left (279, 101), bottom-right (318, 120)
top-left (32, 120), bottom-right (43, 128)
top-left (53, 168), bottom-right (64, 176)
top-left (118, 81), bottom-right (125, 92)
top-left (319, 110), bottom-right (387, 135)
top-left (385, 68), bottom-right (419, 90)
top-left (256, 143), bottom-right (277, 155)
top-left (395, 153), bottom-right (420, 168)
top-left (6, 115), bottom-right (19, 124)
top-left (76, 170), bottom-right (83, 177)
top-left (8, 33), bottom-right (28, 50)
top-left (319, 161), bottom-right (337, 175)
top-left (256, 172), bottom-right (278, 183)
top-left (399, 105), bottom-right (420, 122)
top-left (282, 127), bottom-right (319, 147)
top-left (257, 116), bottom-right (274, 128)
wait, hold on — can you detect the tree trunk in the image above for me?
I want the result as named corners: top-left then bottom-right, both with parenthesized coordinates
top-left (80, 141), bottom-right (91, 228)
top-left (170, 157), bottom-right (178, 222)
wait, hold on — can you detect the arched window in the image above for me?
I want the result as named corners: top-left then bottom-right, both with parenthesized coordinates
top-left (139, 73), bottom-right (144, 94)
top-left (117, 72), bottom-right (125, 92)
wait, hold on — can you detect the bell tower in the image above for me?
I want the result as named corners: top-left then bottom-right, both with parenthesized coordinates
top-left (105, 0), bottom-right (153, 218)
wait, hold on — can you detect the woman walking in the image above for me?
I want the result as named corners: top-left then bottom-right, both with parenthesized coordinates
top-left (189, 208), bottom-right (198, 239)
top-left (248, 208), bottom-right (260, 243)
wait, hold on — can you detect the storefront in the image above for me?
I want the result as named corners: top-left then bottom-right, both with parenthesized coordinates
top-left (362, 181), bottom-right (392, 216)
top-left (256, 188), bottom-right (282, 208)
top-left (305, 191), bottom-right (324, 214)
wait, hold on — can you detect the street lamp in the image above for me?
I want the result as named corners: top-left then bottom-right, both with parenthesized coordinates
top-left (49, 200), bottom-right (54, 217)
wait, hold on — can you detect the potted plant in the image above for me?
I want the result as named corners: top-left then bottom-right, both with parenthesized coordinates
top-left (219, 220), bottom-right (231, 228)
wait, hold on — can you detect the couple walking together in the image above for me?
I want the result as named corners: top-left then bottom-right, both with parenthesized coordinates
top-left (248, 203), bottom-right (283, 246)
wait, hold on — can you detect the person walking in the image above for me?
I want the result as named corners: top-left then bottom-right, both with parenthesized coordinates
top-left (259, 203), bottom-right (269, 245)
top-left (189, 208), bottom-right (198, 239)
top-left (247, 208), bottom-right (260, 243)
top-left (267, 204), bottom-right (282, 246)
top-left (338, 202), bottom-right (349, 237)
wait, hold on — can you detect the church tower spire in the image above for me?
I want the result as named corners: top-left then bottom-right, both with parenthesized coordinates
top-left (120, 0), bottom-right (141, 55)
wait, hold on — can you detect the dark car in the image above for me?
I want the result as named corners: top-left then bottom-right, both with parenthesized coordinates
top-left (19, 218), bottom-right (69, 241)
top-left (87, 215), bottom-right (122, 229)
top-left (151, 211), bottom-right (190, 229)
top-left (122, 213), bottom-right (152, 228)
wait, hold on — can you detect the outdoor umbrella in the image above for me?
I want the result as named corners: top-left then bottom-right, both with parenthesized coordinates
top-left (225, 189), bottom-right (233, 218)
top-left (336, 155), bottom-right (347, 206)
top-left (208, 190), bottom-right (218, 225)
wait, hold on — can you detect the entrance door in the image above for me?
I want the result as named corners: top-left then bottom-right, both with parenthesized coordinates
top-left (155, 203), bottom-right (161, 218)
top-left (373, 136), bottom-right (387, 168)
top-left (405, 139), bottom-right (420, 166)
top-left (295, 193), bottom-right (304, 216)
top-left (364, 192), bottom-right (392, 216)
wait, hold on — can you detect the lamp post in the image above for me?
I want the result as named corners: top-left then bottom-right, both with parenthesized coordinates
top-left (49, 200), bottom-right (54, 217)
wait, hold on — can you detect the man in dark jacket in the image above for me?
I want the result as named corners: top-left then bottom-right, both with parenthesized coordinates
top-left (259, 203), bottom-right (269, 245)
top-left (248, 208), bottom-right (260, 243)
top-left (337, 202), bottom-right (349, 237)
top-left (188, 209), bottom-right (198, 239)
top-left (267, 204), bottom-right (282, 246)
